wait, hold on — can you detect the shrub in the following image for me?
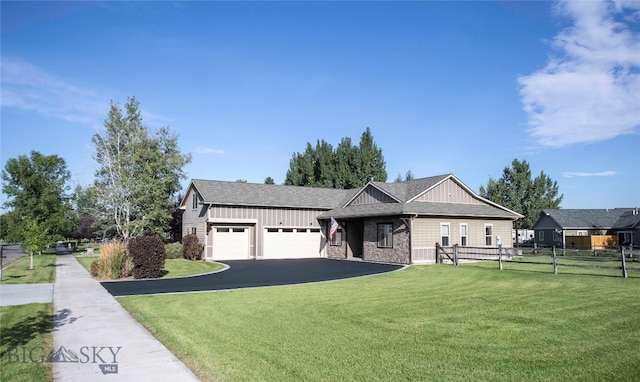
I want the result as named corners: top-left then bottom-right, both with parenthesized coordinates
top-left (165, 242), bottom-right (184, 259)
top-left (128, 234), bottom-right (166, 279)
top-left (91, 241), bottom-right (125, 280)
top-left (182, 234), bottom-right (204, 260)
top-left (120, 251), bottom-right (134, 278)
top-left (90, 259), bottom-right (100, 277)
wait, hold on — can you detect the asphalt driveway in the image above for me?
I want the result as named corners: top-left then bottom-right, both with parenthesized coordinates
top-left (102, 258), bottom-right (404, 297)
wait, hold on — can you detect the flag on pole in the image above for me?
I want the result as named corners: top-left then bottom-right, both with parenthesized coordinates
top-left (329, 217), bottom-right (338, 241)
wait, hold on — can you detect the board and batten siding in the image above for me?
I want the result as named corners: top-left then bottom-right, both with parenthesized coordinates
top-left (349, 185), bottom-right (397, 206)
top-left (414, 178), bottom-right (483, 205)
top-left (207, 205), bottom-right (328, 259)
top-left (411, 217), bottom-right (513, 263)
top-left (182, 187), bottom-right (208, 244)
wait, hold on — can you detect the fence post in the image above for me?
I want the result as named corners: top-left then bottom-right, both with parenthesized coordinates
top-left (498, 244), bottom-right (503, 271)
top-left (453, 244), bottom-right (458, 266)
top-left (621, 247), bottom-right (628, 279)
top-left (436, 244), bottom-right (441, 264)
top-left (552, 246), bottom-right (558, 275)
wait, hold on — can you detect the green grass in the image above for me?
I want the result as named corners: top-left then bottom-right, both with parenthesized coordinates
top-left (119, 263), bottom-right (640, 382)
top-left (75, 257), bottom-right (224, 279)
top-left (0, 255), bottom-right (57, 284)
top-left (0, 303), bottom-right (53, 382)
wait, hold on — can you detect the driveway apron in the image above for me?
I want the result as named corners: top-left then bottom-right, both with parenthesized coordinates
top-left (52, 254), bottom-right (200, 381)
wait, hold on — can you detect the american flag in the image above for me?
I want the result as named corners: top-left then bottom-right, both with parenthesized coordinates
top-left (329, 217), bottom-right (338, 240)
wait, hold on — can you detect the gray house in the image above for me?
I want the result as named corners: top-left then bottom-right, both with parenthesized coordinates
top-left (531, 208), bottom-right (638, 249)
top-left (180, 174), bottom-right (523, 264)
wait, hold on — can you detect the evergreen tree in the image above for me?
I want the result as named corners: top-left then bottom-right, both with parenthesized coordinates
top-left (285, 128), bottom-right (387, 188)
top-left (480, 158), bottom-right (563, 228)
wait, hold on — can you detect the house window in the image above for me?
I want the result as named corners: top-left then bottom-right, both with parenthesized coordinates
top-left (460, 224), bottom-right (468, 246)
top-left (577, 231), bottom-right (588, 236)
top-left (553, 230), bottom-right (561, 242)
top-left (441, 223), bottom-right (450, 247)
top-left (216, 228), bottom-right (229, 233)
top-left (485, 225), bottom-right (493, 246)
top-left (539, 231), bottom-right (544, 241)
top-left (377, 223), bottom-right (393, 248)
top-left (330, 229), bottom-right (342, 246)
top-left (191, 227), bottom-right (197, 235)
top-left (192, 194), bottom-right (198, 209)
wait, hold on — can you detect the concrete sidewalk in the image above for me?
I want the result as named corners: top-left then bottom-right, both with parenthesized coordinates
top-left (52, 254), bottom-right (200, 381)
top-left (0, 283), bottom-right (53, 306)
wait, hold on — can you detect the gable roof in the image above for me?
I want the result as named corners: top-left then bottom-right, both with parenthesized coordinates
top-left (612, 209), bottom-right (640, 230)
top-left (534, 209), bottom-right (635, 230)
top-left (324, 174), bottom-right (523, 220)
top-left (183, 179), bottom-right (353, 209)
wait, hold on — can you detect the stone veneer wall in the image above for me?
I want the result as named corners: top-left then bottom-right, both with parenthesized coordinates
top-left (326, 229), bottom-right (346, 259)
top-left (363, 218), bottom-right (410, 264)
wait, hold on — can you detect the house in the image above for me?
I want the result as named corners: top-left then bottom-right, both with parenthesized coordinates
top-left (531, 208), bottom-right (638, 249)
top-left (180, 174), bottom-right (523, 264)
top-left (612, 208), bottom-right (640, 247)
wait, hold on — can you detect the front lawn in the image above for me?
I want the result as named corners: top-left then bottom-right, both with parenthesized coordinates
top-left (0, 303), bottom-right (53, 382)
top-left (119, 262), bottom-right (640, 381)
top-left (0, 255), bottom-right (57, 284)
top-left (76, 257), bottom-right (224, 279)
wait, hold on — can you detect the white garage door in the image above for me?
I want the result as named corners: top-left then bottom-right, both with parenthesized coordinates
top-left (263, 228), bottom-right (322, 259)
top-left (212, 227), bottom-right (250, 260)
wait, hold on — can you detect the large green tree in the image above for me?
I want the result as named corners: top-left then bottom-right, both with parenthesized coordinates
top-left (285, 128), bottom-right (387, 188)
top-left (480, 158), bottom-right (563, 229)
top-left (1, 150), bottom-right (72, 244)
top-left (92, 97), bottom-right (191, 239)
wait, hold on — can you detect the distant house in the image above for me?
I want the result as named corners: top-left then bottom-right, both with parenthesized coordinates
top-left (531, 208), bottom-right (638, 249)
top-left (180, 174), bottom-right (523, 264)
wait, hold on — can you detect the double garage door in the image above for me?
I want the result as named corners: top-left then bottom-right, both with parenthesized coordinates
top-left (263, 228), bottom-right (322, 259)
top-left (210, 226), bottom-right (322, 260)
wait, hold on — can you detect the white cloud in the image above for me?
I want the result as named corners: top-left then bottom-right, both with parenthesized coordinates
top-left (0, 57), bottom-right (108, 125)
top-left (195, 146), bottom-right (225, 155)
top-left (562, 170), bottom-right (617, 178)
top-left (518, 0), bottom-right (640, 148)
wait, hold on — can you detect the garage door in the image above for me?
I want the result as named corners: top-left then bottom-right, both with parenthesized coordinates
top-left (212, 227), bottom-right (250, 260)
top-left (263, 228), bottom-right (322, 259)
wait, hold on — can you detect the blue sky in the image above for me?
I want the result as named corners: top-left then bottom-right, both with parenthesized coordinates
top-left (1, 0), bottom-right (639, 209)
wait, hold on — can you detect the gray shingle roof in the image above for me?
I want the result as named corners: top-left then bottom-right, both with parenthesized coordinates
top-left (319, 201), bottom-right (519, 219)
top-left (191, 179), bottom-right (352, 209)
top-left (612, 210), bottom-right (640, 230)
top-left (538, 209), bottom-right (634, 229)
top-left (371, 174), bottom-right (450, 202)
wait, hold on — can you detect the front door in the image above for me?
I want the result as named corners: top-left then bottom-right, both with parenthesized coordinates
top-left (346, 220), bottom-right (364, 258)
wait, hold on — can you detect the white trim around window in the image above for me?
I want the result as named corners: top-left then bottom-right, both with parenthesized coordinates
top-left (460, 223), bottom-right (468, 247)
top-left (440, 223), bottom-right (450, 247)
top-left (485, 224), bottom-right (493, 246)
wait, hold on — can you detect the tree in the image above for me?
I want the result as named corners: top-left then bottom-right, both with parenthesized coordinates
top-left (92, 97), bottom-right (191, 239)
top-left (71, 185), bottom-right (99, 240)
top-left (394, 170), bottom-right (415, 183)
top-left (284, 128), bottom-right (387, 188)
top-left (23, 219), bottom-right (48, 270)
top-left (2, 150), bottom-right (72, 244)
top-left (480, 159), bottom-right (563, 229)
top-left (264, 177), bottom-right (275, 185)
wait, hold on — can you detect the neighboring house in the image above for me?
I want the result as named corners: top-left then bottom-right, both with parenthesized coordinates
top-left (180, 174), bottom-right (523, 264)
top-left (612, 209), bottom-right (640, 247)
top-left (531, 208), bottom-right (638, 249)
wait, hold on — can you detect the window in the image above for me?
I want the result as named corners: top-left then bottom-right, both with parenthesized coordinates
top-left (232, 228), bottom-right (245, 233)
top-left (310, 228), bottom-right (321, 233)
top-left (377, 223), bottom-right (393, 248)
top-left (330, 229), bottom-right (342, 246)
top-left (553, 230), bottom-right (561, 242)
top-left (216, 228), bottom-right (229, 233)
top-left (539, 231), bottom-right (544, 241)
top-left (267, 228), bottom-right (279, 233)
top-left (191, 227), bottom-right (197, 235)
top-left (297, 229), bottom-right (308, 233)
top-left (441, 224), bottom-right (450, 247)
top-left (282, 228), bottom-right (294, 233)
top-left (577, 231), bottom-right (588, 236)
top-left (460, 224), bottom-right (468, 246)
top-left (485, 225), bottom-right (493, 246)
top-left (192, 194), bottom-right (198, 209)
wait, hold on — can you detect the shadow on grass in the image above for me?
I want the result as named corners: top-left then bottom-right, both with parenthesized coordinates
top-left (0, 311), bottom-right (53, 359)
